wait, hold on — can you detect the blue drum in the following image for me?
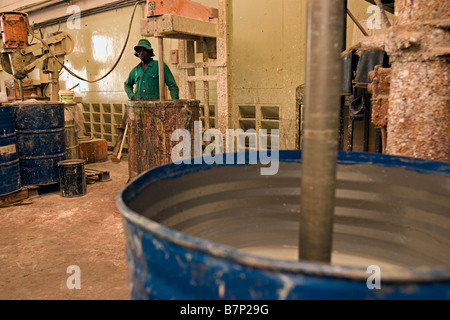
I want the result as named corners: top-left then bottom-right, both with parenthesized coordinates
top-left (0, 106), bottom-right (21, 195)
top-left (12, 102), bottom-right (66, 186)
top-left (117, 151), bottom-right (450, 300)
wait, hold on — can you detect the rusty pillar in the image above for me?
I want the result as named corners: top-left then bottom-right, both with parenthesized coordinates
top-left (385, 0), bottom-right (450, 162)
top-left (368, 66), bottom-right (391, 154)
top-left (126, 100), bottom-right (200, 181)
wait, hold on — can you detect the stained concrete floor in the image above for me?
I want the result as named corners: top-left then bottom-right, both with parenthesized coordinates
top-left (0, 153), bottom-right (131, 300)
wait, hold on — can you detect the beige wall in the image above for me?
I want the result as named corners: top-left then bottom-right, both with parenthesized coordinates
top-left (0, 1), bottom-right (217, 102)
top-left (231, 0), bottom-right (305, 149)
top-left (0, 0), bottom-right (393, 149)
top-left (230, 0), bottom-right (392, 149)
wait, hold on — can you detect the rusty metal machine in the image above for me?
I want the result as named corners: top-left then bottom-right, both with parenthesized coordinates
top-left (0, 11), bottom-right (74, 101)
top-left (146, 0), bottom-right (218, 22)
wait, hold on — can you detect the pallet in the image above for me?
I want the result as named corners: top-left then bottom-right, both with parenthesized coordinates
top-left (85, 168), bottom-right (111, 183)
top-left (0, 187), bottom-right (39, 208)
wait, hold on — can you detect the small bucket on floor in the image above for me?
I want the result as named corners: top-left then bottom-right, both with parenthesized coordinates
top-left (58, 159), bottom-right (86, 198)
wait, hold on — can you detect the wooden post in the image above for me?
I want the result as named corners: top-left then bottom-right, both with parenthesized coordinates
top-left (178, 40), bottom-right (196, 99)
top-left (202, 38), bottom-right (210, 130)
top-left (217, 0), bottom-right (233, 151)
top-left (158, 37), bottom-right (165, 100)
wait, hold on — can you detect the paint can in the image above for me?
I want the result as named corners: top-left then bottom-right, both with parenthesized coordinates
top-left (59, 90), bottom-right (74, 104)
top-left (126, 100), bottom-right (200, 181)
top-left (12, 101), bottom-right (66, 186)
top-left (117, 151), bottom-right (450, 300)
top-left (58, 159), bottom-right (86, 198)
top-left (0, 106), bottom-right (20, 195)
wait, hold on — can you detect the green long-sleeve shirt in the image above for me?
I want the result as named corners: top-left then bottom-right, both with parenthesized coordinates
top-left (124, 60), bottom-right (179, 100)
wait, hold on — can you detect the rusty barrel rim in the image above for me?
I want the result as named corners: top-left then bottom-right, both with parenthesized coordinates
top-left (117, 151), bottom-right (450, 283)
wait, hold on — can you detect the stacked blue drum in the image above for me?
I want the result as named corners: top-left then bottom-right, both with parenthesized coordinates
top-left (0, 106), bottom-right (21, 195)
top-left (12, 102), bottom-right (66, 186)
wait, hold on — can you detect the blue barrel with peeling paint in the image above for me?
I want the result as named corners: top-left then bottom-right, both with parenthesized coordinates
top-left (117, 151), bottom-right (450, 300)
top-left (0, 106), bottom-right (21, 195)
top-left (12, 102), bottom-right (66, 186)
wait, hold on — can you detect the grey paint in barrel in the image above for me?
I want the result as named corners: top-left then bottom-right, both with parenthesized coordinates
top-left (0, 106), bottom-right (21, 195)
top-left (117, 151), bottom-right (450, 300)
top-left (301, 0), bottom-right (345, 263)
top-left (11, 101), bottom-right (66, 186)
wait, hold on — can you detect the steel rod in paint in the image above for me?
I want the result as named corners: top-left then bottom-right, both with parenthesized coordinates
top-left (158, 37), bottom-right (165, 100)
top-left (300, 0), bottom-right (345, 263)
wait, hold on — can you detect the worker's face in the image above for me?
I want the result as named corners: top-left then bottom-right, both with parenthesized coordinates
top-left (136, 47), bottom-right (151, 62)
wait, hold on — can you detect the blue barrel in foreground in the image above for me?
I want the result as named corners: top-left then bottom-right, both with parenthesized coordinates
top-left (12, 101), bottom-right (66, 186)
top-left (117, 151), bottom-right (450, 300)
top-left (0, 106), bottom-right (21, 195)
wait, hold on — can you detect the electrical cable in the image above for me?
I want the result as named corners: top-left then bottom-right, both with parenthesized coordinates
top-left (25, 1), bottom-right (142, 83)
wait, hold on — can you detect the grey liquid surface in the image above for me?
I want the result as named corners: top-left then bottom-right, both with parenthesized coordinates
top-left (128, 162), bottom-right (450, 269)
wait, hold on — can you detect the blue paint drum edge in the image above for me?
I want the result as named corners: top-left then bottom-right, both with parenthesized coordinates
top-left (116, 151), bottom-right (450, 283)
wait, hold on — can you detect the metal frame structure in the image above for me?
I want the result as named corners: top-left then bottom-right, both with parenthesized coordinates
top-left (140, 0), bottom-right (233, 143)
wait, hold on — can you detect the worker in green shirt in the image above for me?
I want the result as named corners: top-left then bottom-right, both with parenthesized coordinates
top-left (124, 39), bottom-right (179, 100)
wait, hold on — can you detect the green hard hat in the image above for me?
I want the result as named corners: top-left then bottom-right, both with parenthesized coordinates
top-left (134, 39), bottom-right (155, 57)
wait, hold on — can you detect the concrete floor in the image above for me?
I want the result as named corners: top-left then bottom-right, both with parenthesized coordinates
top-left (0, 154), bottom-right (131, 300)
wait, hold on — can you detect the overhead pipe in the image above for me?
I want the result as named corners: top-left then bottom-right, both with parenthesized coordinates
top-left (299, 0), bottom-right (345, 263)
top-left (13, 0), bottom-right (57, 12)
top-left (29, 0), bottom-right (146, 30)
top-left (25, 0), bottom-right (70, 15)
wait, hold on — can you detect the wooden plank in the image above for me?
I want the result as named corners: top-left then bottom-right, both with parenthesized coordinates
top-left (85, 169), bottom-right (111, 182)
top-left (0, 188), bottom-right (31, 208)
top-left (187, 75), bottom-right (218, 82)
top-left (178, 40), bottom-right (196, 99)
top-left (141, 14), bottom-right (217, 39)
top-left (217, 0), bottom-right (232, 148)
top-left (179, 61), bottom-right (226, 69)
